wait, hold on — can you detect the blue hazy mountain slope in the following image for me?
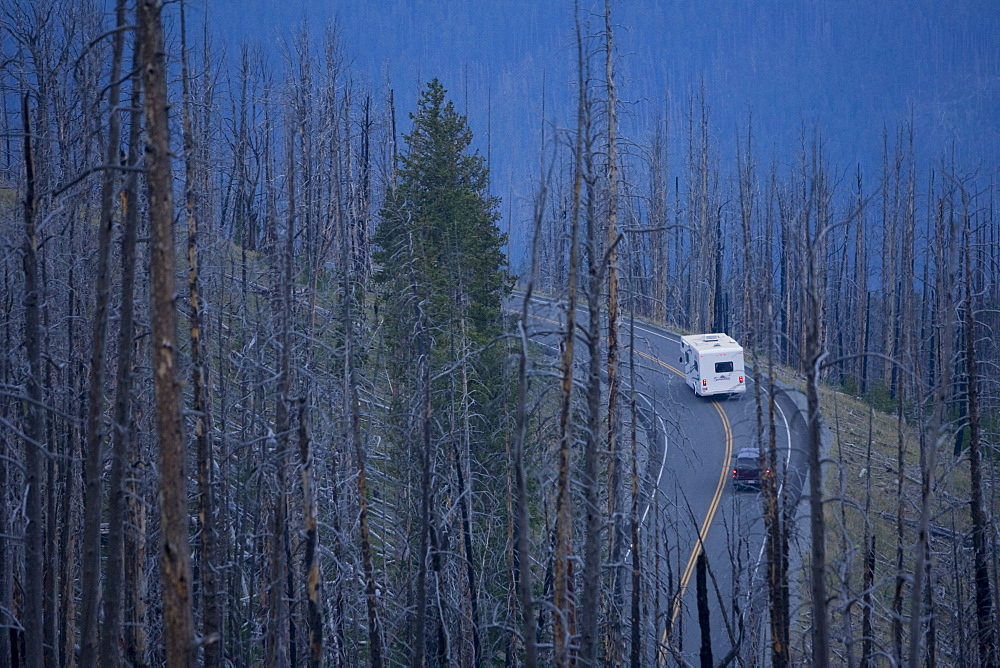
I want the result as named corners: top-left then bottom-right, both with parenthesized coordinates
top-left (204, 0), bottom-right (999, 261)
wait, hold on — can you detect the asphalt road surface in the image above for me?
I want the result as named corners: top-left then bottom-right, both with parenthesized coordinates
top-left (513, 291), bottom-right (809, 664)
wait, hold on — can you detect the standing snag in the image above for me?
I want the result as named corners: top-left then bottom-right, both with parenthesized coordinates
top-left (140, 0), bottom-right (196, 662)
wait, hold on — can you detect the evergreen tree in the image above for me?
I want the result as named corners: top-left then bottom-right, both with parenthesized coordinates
top-left (373, 78), bottom-right (512, 663)
top-left (374, 78), bottom-right (511, 350)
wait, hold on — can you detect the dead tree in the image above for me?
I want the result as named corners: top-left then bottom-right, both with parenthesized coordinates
top-left (179, 2), bottom-right (221, 662)
top-left (121, 47), bottom-right (150, 664)
top-left (512, 157), bottom-right (551, 667)
top-left (603, 4), bottom-right (626, 662)
top-left (298, 397), bottom-right (324, 666)
top-left (803, 136), bottom-right (831, 667)
top-left (861, 408), bottom-right (875, 668)
top-left (340, 85), bottom-right (383, 668)
top-left (139, 0), bottom-right (196, 662)
top-left (627, 272), bottom-right (642, 668)
top-left (581, 5), bottom-right (605, 662)
top-left (554, 3), bottom-right (586, 663)
top-left (266, 124), bottom-right (296, 668)
top-left (100, 20), bottom-right (143, 666)
top-left (697, 552), bottom-right (712, 667)
top-left (79, 0), bottom-right (127, 661)
top-left (21, 90), bottom-right (45, 668)
top-left (960, 185), bottom-right (996, 665)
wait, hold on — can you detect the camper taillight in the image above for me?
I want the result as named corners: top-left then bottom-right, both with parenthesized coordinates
top-left (702, 379), bottom-right (707, 388)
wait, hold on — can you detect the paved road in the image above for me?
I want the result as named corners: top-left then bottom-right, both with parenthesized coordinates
top-left (513, 292), bottom-right (808, 664)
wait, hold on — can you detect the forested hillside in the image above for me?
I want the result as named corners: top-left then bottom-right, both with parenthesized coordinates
top-left (0, 1), bottom-right (997, 666)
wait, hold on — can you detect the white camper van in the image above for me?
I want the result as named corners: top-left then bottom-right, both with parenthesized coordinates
top-left (679, 333), bottom-right (746, 397)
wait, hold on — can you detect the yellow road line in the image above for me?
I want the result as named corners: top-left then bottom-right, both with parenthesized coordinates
top-left (636, 350), bottom-right (733, 660)
top-left (510, 305), bottom-right (734, 659)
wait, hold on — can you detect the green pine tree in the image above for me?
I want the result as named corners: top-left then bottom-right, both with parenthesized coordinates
top-left (374, 78), bottom-right (511, 351)
top-left (372, 79), bottom-right (513, 663)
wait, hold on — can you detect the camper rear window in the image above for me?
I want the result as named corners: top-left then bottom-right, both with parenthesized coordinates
top-left (715, 361), bottom-right (734, 373)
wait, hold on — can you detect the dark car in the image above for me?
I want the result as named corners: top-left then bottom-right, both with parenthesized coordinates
top-left (731, 448), bottom-right (770, 490)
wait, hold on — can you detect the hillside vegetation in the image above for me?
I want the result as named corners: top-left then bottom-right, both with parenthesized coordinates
top-left (0, 1), bottom-right (997, 666)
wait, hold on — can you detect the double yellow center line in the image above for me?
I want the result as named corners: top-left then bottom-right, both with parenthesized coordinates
top-left (510, 305), bottom-right (733, 658)
top-left (632, 349), bottom-right (733, 658)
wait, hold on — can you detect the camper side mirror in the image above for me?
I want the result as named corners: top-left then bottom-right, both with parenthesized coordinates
top-left (679, 356), bottom-right (684, 364)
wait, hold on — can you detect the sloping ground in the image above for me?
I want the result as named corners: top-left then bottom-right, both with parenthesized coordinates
top-left (783, 376), bottom-right (994, 664)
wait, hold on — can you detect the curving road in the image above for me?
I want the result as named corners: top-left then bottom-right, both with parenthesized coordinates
top-left (514, 292), bottom-right (808, 664)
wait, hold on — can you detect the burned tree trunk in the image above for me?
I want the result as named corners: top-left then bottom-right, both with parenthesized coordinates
top-left (100, 19), bottom-right (143, 665)
top-left (139, 0), bottom-right (196, 662)
top-left (179, 2), bottom-right (221, 662)
top-left (962, 201), bottom-right (996, 666)
top-left (21, 91), bottom-right (45, 668)
top-left (554, 4), bottom-right (586, 664)
top-left (697, 553), bottom-right (712, 668)
top-left (603, 4), bottom-right (626, 662)
top-left (299, 398), bottom-right (324, 666)
top-left (80, 0), bottom-right (127, 660)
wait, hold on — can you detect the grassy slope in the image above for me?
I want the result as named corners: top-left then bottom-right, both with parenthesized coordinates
top-left (788, 377), bottom-right (989, 662)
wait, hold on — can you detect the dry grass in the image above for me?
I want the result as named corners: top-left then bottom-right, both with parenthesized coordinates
top-left (785, 381), bottom-right (996, 663)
